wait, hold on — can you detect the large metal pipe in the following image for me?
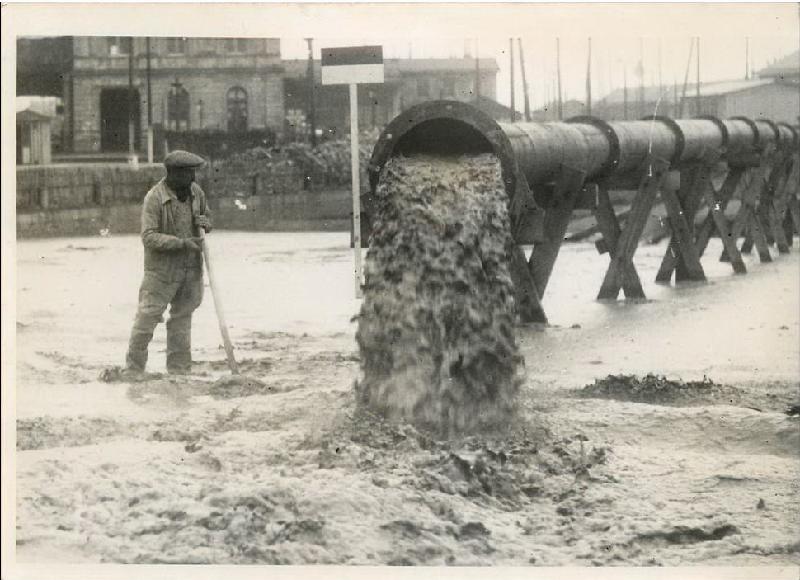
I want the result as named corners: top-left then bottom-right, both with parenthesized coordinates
top-left (369, 100), bottom-right (798, 203)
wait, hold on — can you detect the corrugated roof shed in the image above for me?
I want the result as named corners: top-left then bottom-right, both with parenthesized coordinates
top-left (599, 78), bottom-right (775, 104)
top-left (758, 50), bottom-right (800, 80)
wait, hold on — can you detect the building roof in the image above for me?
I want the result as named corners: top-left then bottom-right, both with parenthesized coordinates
top-left (758, 50), bottom-right (800, 80)
top-left (283, 57), bottom-right (499, 81)
top-left (599, 78), bottom-right (775, 104)
top-left (16, 95), bottom-right (60, 116)
top-left (17, 109), bottom-right (52, 123)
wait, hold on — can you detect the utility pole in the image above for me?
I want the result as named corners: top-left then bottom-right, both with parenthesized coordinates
top-left (745, 37), bottom-right (750, 80)
top-left (695, 36), bottom-right (701, 116)
top-left (638, 37), bottom-right (645, 118)
top-left (517, 38), bottom-right (531, 121)
top-left (679, 37), bottom-right (695, 118)
top-left (146, 37), bottom-right (153, 163)
top-left (556, 38), bottom-right (563, 121)
top-left (658, 38), bottom-right (663, 96)
top-left (623, 66), bottom-right (628, 120)
top-left (305, 38), bottom-right (317, 146)
top-left (509, 38), bottom-right (516, 121)
top-left (474, 38), bottom-right (481, 102)
top-left (586, 37), bottom-right (592, 116)
top-left (128, 36), bottom-right (136, 161)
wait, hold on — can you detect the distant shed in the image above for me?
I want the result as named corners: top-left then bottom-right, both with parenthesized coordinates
top-left (16, 108), bottom-right (53, 165)
top-left (684, 79), bottom-right (800, 125)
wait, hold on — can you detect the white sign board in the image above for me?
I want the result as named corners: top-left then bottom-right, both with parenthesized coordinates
top-left (320, 46), bottom-right (384, 299)
top-left (320, 45), bottom-right (384, 86)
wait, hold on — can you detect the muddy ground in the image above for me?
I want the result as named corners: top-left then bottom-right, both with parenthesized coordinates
top-left (12, 232), bottom-right (800, 566)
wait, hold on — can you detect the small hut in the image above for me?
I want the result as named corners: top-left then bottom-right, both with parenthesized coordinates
top-left (16, 107), bottom-right (53, 165)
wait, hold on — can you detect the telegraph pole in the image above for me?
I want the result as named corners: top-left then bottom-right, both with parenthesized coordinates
top-left (517, 38), bottom-right (531, 121)
top-left (623, 66), bottom-right (628, 120)
top-left (745, 37), bottom-right (750, 80)
top-left (586, 37), bottom-right (592, 116)
top-left (695, 36), bottom-right (701, 116)
top-left (509, 38), bottom-right (516, 121)
top-left (306, 38), bottom-right (317, 146)
top-left (146, 37), bottom-right (153, 163)
top-left (474, 38), bottom-right (481, 102)
top-left (128, 37), bottom-right (136, 161)
top-left (556, 38), bottom-right (563, 121)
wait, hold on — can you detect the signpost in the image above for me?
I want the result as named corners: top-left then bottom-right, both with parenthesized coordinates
top-left (321, 45), bottom-right (384, 298)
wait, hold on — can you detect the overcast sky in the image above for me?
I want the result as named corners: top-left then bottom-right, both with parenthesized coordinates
top-left (279, 3), bottom-right (800, 111)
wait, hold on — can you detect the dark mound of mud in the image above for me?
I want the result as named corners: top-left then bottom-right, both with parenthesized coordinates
top-left (577, 374), bottom-right (739, 406)
top-left (209, 375), bottom-right (270, 399)
top-left (356, 154), bottom-right (523, 435)
top-left (323, 408), bottom-right (612, 510)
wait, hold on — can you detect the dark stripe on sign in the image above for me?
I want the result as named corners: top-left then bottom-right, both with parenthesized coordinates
top-left (321, 46), bottom-right (383, 66)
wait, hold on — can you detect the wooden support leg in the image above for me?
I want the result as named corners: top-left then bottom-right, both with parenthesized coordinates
top-left (695, 167), bottom-right (744, 260)
top-left (723, 165), bottom-right (772, 263)
top-left (769, 157), bottom-right (794, 254)
top-left (789, 196), bottom-right (800, 237)
top-left (656, 164), bottom-right (708, 283)
top-left (509, 245), bottom-right (548, 324)
top-left (702, 171), bottom-right (747, 274)
top-left (597, 158), bottom-right (670, 301)
top-left (529, 166), bottom-right (587, 297)
top-left (747, 211), bottom-right (773, 263)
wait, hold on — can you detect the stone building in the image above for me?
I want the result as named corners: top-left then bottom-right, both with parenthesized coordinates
top-left (282, 57), bottom-right (499, 137)
top-left (65, 37), bottom-right (285, 153)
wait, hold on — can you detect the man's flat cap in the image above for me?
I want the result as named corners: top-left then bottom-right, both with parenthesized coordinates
top-left (164, 150), bottom-right (206, 169)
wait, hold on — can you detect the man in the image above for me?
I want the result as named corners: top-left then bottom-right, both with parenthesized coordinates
top-left (124, 150), bottom-right (213, 375)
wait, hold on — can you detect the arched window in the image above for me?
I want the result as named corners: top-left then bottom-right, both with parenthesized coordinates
top-left (168, 83), bottom-right (190, 131)
top-left (226, 86), bottom-right (248, 133)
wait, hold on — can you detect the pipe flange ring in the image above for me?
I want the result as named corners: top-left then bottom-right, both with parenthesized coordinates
top-left (759, 119), bottom-right (781, 145)
top-left (566, 115), bottom-right (620, 177)
top-left (730, 116), bottom-right (761, 148)
top-left (641, 115), bottom-right (685, 165)
top-left (778, 122), bottom-right (799, 149)
top-left (694, 115), bottom-right (729, 149)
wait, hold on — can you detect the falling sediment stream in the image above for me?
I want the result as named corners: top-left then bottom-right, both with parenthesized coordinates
top-left (355, 154), bottom-right (524, 434)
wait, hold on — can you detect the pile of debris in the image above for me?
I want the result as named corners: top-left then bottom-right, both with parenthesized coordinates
top-left (576, 373), bottom-right (736, 406)
top-left (356, 154), bottom-right (524, 435)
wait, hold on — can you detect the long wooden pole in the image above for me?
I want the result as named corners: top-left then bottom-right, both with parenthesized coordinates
top-left (199, 229), bottom-right (239, 374)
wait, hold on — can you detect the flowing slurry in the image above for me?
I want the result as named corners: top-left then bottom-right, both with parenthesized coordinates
top-left (12, 229), bottom-right (800, 566)
top-left (356, 155), bottom-right (522, 435)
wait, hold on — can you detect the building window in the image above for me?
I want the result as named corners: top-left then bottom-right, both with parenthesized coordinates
top-left (224, 38), bottom-right (248, 53)
top-left (168, 81), bottom-right (190, 131)
top-left (226, 86), bottom-right (248, 133)
top-left (167, 37), bottom-right (187, 55)
top-left (417, 78), bottom-right (431, 98)
top-left (108, 37), bottom-right (129, 56)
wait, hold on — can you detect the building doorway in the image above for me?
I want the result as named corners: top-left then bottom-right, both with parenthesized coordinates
top-left (100, 88), bottom-right (141, 152)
